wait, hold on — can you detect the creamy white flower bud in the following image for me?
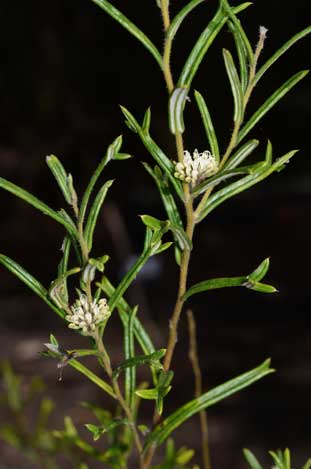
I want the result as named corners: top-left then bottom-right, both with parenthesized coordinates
top-left (66, 293), bottom-right (111, 335)
top-left (173, 149), bottom-right (218, 185)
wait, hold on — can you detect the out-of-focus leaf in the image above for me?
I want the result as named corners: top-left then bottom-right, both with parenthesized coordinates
top-left (243, 448), bottom-right (263, 469)
top-left (86, 418), bottom-right (129, 441)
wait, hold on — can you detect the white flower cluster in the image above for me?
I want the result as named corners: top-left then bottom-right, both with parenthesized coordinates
top-left (174, 149), bottom-right (218, 185)
top-left (66, 293), bottom-right (110, 335)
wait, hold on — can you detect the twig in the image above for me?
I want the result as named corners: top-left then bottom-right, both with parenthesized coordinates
top-left (187, 310), bottom-right (211, 469)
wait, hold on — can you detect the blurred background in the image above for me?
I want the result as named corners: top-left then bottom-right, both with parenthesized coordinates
top-left (0, 0), bottom-right (310, 467)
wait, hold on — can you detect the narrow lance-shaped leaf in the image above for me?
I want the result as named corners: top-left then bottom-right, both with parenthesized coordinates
top-left (221, 0), bottom-right (254, 91)
top-left (113, 349), bottom-right (166, 380)
top-left (238, 70), bottom-right (309, 143)
top-left (84, 180), bottom-right (114, 252)
top-left (196, 144), bottom-right (298, 222)
top-left (184, 257), bottom-right (276, 300)
top-left (97, 276), bottom-right (156, 356)
top-left (223, 48), bottom-right (244, 123)
top-left (167, 0), bottom-right (206, 43)
top-left (0, 254), bottom-right (65, 319)
top-left (225, 139), bottom-right (259, 170)
top-left (120, 106), bottom-right (184, 201)
top-left (178, 2), bottom-right (252, 88)
top-left (192, 166), bottom-right (250, 198)
top-left (69, 359), bottom-right (115, 398)
top-left (228, 20), bottom-right (249, 92)
top-left (168, 87), bottom-right (189, 135)
top-left (142, 163), bottom-right (184, 231)
top-left (46, 155), bottom-right (72, 204)
top-left (194, 90), bottom-right (220, 162)
top-left (243, 449), bottom-right (263, 469)
top-left (254, 26), bottom-right (311, 86)
top-left (79, 135), bottom-right (122, 225)
top-left (144, 359), bottom-right (274, 449)
top-left (124, 306), bottom-right (137, 410)
top-left (57, 236), bottom-right (72, 304)
top-left (0, 177), bottom-right (77, 238)
top-left (90, 0), bottom-right (162, 68)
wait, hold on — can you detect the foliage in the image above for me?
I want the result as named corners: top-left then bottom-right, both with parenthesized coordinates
top-left (0, 0), bottom-right (310, 468)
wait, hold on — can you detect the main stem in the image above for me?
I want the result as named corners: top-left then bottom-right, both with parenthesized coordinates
top-left (143, 3), bottom-right (196, 467)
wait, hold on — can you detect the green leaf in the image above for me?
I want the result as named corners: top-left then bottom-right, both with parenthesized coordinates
top-left (113, 349), bottom-right (166, 380)
top-left (84, 179), bottom-right (114, 252)
top-left (124, 306), bottom-right (137, 410)
top-left (120, 106), bottom-right (184, 201)
top-left (302, 459), bottom-right (311, 469)
top-left (153, 241), bottom-right (173, 255)
top-left (248, 257), bottom-right (270, 282)
top-left (184, 257), bottom-right (276, 300)
top-left (142, 164), bottom-right (184, 255)
top-left (196, 144), bottom-right (298, 222)
top-left (1, 361), bottom-right (22, 412)
top-left (223, 48), bottom-right (244, 123)
top-left (194, 90), bottom-right (220, 162)
top-left (79, 135), bottom-right (122, 225)
top-left (140, 214), bottom-right (165, 231)
top-left (184, 275), bottom-right (247, 300)
top-left (46, 155), bottom-right (72, 204)
top-left (254, 26), bottom-right (311, 86)
top-left (96, 276), bottom-right (156, 357)
top-left (221, 0), bottom-right (254, 91)
top-left (69, 359), bottom-right (115, 398)
top-left (178, 2), bottom-right (252, 88)
top-left (90, 0), bottom-right (162, 68)
top-left (142, 107), bottom-right (151, 134)
top-left (248, 282), bottom-right (277, 293)
top-left (243, 448), bottom-right (263, 469)
top-left (167, 0), bottom-right (206, 42)
top-left (225, 139), bottom-right (259, 170)
top-left (168, 87), bottom-right (189, 135)
top-left (0, 254), bottom-right (65, 318)
top-left (238, 70), bottom-right (309, 143)
top-left (135, 388), bottom-right (159, 400)
top-left (0, 177), bottom-right (77, 238)
top-left (192, 166), bottom-right (250, 197)
top-left (86, 418), bottom-right (129, 441)
top-left (144, 359), bottom-right (274, 449)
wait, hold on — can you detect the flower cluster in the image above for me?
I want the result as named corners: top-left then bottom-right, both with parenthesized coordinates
top-left (66, 293), bottom-right (111, 335)
top-left (174, 149), bottom-right (218, 185)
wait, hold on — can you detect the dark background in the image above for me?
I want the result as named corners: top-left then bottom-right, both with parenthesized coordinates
top-left (0, 0), bottom-right (311, 467)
